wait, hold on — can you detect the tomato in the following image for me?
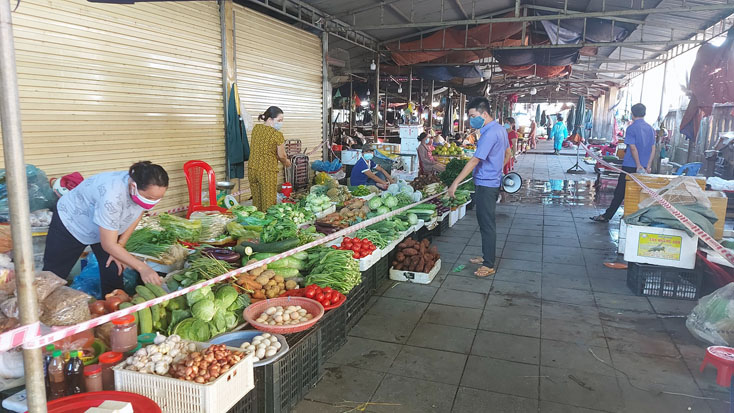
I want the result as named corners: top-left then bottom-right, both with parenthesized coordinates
top-left (323, 287), bottom-right (333, 294)
top-left (305, 289), bottom-right (316, 298)
top-left (362, 239), bottom-right (372, 246)
top-left (316, 293), bottom-right (325, 302)
top-left (343, 237), bottom-right (351, 243)
top-left (368, 244), bottom-right (376, 251)
top-left (322, 299), bottom-right (331, 306)
top-left (353, 243), bottom-right (361, 251)
top-left (323, 291), bottom-right (332, 300)
top-left (331, 245), bottom-right (338, 249)
top-left (343, 241), bottom-right (353, 248)
top-left (353, 252), bottom-right (360, 259)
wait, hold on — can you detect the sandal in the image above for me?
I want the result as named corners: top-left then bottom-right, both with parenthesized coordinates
top-left (469, 257), bottom-right (483, 264)
top-left (589, 215), bottom-right (609, 222)
top-left (474, 266), bottom-right (495, 278)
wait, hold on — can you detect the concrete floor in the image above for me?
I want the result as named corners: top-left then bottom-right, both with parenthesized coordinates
top-left (294, 140), bottom-right (727, 413)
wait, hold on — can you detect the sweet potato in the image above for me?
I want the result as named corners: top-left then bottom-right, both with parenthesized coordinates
top-left (396, 252), bottom-right (405, 262)
top-left (422, 238), bottom-right (430, 248)
top-left (429, 246), bottom-right (438, 255)
top-left (403, 248), bottom-right (418, 256)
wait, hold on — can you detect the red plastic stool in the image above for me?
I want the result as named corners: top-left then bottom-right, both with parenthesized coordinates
top-left (700, 346), bottom-right (734, 412)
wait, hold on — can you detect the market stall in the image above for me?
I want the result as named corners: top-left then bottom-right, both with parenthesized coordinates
top-left (0, 167), bottom-right (474, 413)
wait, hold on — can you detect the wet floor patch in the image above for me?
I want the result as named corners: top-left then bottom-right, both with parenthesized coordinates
top-left (500, 179), bottom-right (612, 206)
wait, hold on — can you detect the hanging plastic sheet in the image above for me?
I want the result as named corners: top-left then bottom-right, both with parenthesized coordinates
top-left (414, 66), bottom-right (483, 82)
top-left (536, 11), bottom-right (631, 45)
top-left (498, 64), bottom-right (572, 79)
top-left (493, 47), bottom-right (579, 66)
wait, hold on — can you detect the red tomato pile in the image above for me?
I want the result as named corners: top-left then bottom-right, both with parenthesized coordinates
top-left (304, 284), bottom-right (345, 307)
top-left (332, 237), bottom-right (376, 259)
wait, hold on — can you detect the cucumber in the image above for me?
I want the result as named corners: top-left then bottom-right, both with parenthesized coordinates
top-left (251, 252), bottom-right (279, 261)
top-left (118, 302), bottom-right (137, 325)
top-left (236, 238), bottom-right (300, 254)
top-left (150, 304), bottom-right (161, 324)
top-left (145, 283), bottom-right (169, 308)
top-left (135, 285), bottom-right (156, 301)
top-left (133, 302), bottom-right (153, 334)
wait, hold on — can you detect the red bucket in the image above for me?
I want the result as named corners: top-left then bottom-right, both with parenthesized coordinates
top-left (281, 182), bottom-right (293, 198)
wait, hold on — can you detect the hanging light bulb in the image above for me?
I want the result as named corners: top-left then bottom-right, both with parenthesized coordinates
top-left (370, 60), bottom-right (376, 71)
top-left (367, 89), bottom-right (370, 96)
top-left (530, 87), bottom-right (537, 95)
top-left (398, 85), bottom-right (403, 93)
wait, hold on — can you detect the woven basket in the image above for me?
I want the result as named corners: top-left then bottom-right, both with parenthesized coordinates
top-left (244, 297), bottom-right (324, 334)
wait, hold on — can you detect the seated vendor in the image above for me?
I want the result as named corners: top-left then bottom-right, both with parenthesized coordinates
top-left (350, 145), bottom-right (395, 190)
top-left (417, 132), bottom-right (446, 174)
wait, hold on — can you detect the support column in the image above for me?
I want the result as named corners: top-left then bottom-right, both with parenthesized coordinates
top-left (220, 0), bottom-right (236, 180)
top-left (348, 78), bottom-right (353, 135)
top-left (606, 87), bottom-right (619, 140)
top-left (373, 54), bottom-right (380, 141)
top-left (429, 80), bottom-right (434, 128)
top-left (408, 67), bottom-right (413, 105)
top-left (383, 89), bottom-right (388, 139)
top-left (0, 0), bottom-right (46, 411)
top-left (458, 94), bottom-right (465, 132)
top-left (653, 60), bottom-right (669, 173)
top-left (321, 31), bottom-right (329, 161)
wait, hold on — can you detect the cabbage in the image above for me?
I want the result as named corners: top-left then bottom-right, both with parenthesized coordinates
top-left (377, 206), bottom-right (390, 215)
top-left (214, 285), bottom-right (239, 309)
top-left (407, 213), bottom-right (418, 225)
top-left (412, 192), bottom-right (422, 202)
top-left (384, 195), bottom-right (398, 208)
top-left (227, 294), bottom-right (250, 313)
top-left (224, 312), bottom-right (238, 329)
top-left (210, 311), bottom-right (227, 336)
top-left (387, 183), bottom-right (400, 194)
top-left (400, 185), bottom-right (414, 195)
top-left (173, 317), bottom-right (210, 341)
top-left (192, 299), bottom-right (217, 322)
top-left (186, 284), bottom-right (212, 306)
top-left (368, 197), bottom-right (383, 210)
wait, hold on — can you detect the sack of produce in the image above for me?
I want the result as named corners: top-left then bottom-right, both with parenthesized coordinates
top-left (41, 286), bottom-right (92, 326)
top-left (25, 271), bottom-right (66, 302)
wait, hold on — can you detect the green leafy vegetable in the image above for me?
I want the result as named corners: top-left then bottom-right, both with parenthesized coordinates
top-left (192, 299), bottom-right (217, 322)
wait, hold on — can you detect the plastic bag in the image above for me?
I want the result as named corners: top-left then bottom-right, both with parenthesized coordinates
top-left (686, 283), bottom-right (734, 345)
top-left (70, 253), bottom-right (101, 299)
top-left (40, 286), bottom-right (91, 326)
top-left (0, 349), bottom-right (24, 379)
top-left (12, 271), bottom-right (66, 302)
top-left (0, 165), bottom-right (57, 223)
top-left (639, 176), bottom-right (711, 209)
top-left (0, 226), bottom-right (10, 253)
top-left (0, 297), bottom-right (18, 318)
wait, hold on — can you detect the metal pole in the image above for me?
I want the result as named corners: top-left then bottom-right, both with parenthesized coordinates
top-left (0, 0), bottom-right (46, 411)
top-left (408, 67), bottom-right (413, 104)
top-left (321, 31), bottom-right (329, 161)
top-left (349, 78), bottom-right (354, 135)
top-left (383, 88), bottom-right (388, 138)
top-left (219, 0), bottom-right (230, 180)
top-left (429, 80), bottom-right (435, 128)
top-left (653, 59), bottom-right (668, 173)
top-left (374, 54), bottom-right (380, 140)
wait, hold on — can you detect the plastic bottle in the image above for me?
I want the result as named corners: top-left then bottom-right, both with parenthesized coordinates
top-left (65, 350), bottom-right (83, 395)
top-left (47, 350), bottom-right (66, 400)
top-left (43, 344), bottom-right (55, 397)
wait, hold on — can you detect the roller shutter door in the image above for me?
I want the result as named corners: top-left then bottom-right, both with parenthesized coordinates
top-left (2, 0), bottom-right (224, 212)
top-left (234, 6), bottom-right (323, 190)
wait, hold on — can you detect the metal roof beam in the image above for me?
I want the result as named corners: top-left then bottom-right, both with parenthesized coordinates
top-left (524, 4), bottom-right (645, 25)
top-left (355, 4), bottom-right (734, 30)
top-left (383, 39), bottom-right (702, 52)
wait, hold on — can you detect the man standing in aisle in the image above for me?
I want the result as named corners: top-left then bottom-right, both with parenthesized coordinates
top-left (550, 114), bottom-right (569, 155)
top-left (591, 103), bottom-right (656, 222)
top-left (448, 97), bottom-right (511, 277)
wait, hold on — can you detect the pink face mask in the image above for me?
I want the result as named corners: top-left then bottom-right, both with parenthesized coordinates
top-left (130, 182), bottom-right (161, 210)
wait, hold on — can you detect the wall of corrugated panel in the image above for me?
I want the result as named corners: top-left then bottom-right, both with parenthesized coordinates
top-left (2, 0), bottom-right (224, 212)
top-left (234, 6), bottom-right (323, 189)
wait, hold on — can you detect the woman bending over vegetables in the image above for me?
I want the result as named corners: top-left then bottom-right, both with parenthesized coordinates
top-left (43, 161), bottom-right (168, 295)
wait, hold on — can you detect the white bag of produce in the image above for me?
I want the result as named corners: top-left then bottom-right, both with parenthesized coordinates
top-left (686, 283), bottom-right (734, 345)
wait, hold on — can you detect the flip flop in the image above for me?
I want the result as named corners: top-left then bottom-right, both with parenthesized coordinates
top-left (474, 266), bottom-right (495, 278)
top-left (469, 257), bottom-right (483, 264)
top-left (604, 262), bottom-right (628, 269)
top-left (589, 215), bottom-right (609, 222)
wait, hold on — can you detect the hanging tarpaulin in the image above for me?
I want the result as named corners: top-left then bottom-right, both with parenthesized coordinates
top-left (535, 105), bottom-right (541, 123)
top-left (226, 84), bottom-right (250, 178)
top-left (387, 16), bottom-right (523, 66)
top-left (536, 11), bottom-right (632, 45)
top-left (499, 64), bottom-right (572, 79)
top-left (574, 96), bottom-right (585, 136)
top-left (414, 66), bottom-right (484, 81)
top-left (566, 106), bottom-right (575, 133)
top-left (540, 110), bottom-right (547, 126)
top-left (493, 47), bottom-right (579, 67)
top-left (442, 97), bottom-right (453, 138)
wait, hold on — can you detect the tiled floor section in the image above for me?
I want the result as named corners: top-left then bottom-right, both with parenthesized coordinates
top-left (294, 148), bottom-right (724, 413)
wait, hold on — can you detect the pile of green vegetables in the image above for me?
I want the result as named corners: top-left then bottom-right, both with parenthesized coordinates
top-left (442, 189), bottom-right (471, 207)
top-left (349, 185), bottom-right (372, 196)
top-left (302, 193), bottom-right (333, 213)
top-left (260, 219), bottom-right (298, 243)
top-left (439, 159), bottom-right (475, 190)
top-left (159, 213), bottom-right (202, 242)
top-left (249, 251), bottom-right (308, 279)
top-left (125, 228), bottom-right (176, 257)
top-left (230, 205), bottom-right (258, 221)
top-left (167, 256), bottom-right (234, 289)
top-left (267, 203), bottom-right (313, 225)
top-left (354, 229), bottom-right (389, 249)
top-left (171, 283), bottom-right (249, 341)
top-left (304, 247), bottom-right (361, 294)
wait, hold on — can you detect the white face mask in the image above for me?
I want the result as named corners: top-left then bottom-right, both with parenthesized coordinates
top-left (273, 122), bottom-right (283, 131)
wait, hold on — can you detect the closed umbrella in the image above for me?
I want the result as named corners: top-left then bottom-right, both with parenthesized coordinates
top-left (566, 106), bottom-right (575, 133)
top-left (574, 95), bottom-right (586, 137)
top-left (535, 105), bottom-right (541, 123)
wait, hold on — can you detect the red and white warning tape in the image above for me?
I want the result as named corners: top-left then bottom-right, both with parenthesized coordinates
top-left (0, 185), bottom-right (456, 352)
top-left (583, 142), bottom-right (734, 266)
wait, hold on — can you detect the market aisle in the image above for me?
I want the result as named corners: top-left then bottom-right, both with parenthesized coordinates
top-left (294, 164), bottom-right (728, 413)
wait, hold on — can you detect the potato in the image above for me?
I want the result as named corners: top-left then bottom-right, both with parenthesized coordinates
top-left (261, 270), bottom-right (276, 279)
top-left (266, 279), bottom-right (277, 287)
top-left (255, 275), bottom-right (269, 286)
top-left (273, 275), bottom-right (284, 283)
top-left (251, 266), bottom-right (266, 276)
top-left (285, 280), bottom-right (298, 290)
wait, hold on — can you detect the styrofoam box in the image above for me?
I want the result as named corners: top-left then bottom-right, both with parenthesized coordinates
top-left (114, 342), bottom-right (254, 413)
top-left (341, 149), bottom-right (361, 165)
top-left (623, 224), bottom-right (697, 270)
top-left (448, 209), bottom-right (460, 227)
top-left (459, 204), bottom-right (467, 219)
top-left (359, 248), bottom-right (381, 271)
top-left (425, 217), bottom-right (439, 230)
top-left (437, 211), bottom-right (450, 222)
top-left (617, 220), bottom-right (627, 255)
top-left (314, 204), bottom-right (336, 220)
top-left (389, 259), bottom-right (442, 284)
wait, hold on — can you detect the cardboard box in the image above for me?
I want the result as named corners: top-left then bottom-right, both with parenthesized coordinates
top-left (623, 174), bottom-right (706, 217)
top-left (624, 225), bottom-right (697, 269)
top-left (633, 190), bottom-right (727, 240)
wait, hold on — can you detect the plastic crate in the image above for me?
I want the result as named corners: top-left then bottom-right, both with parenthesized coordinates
top-left (319, 305), bottom-right (347, 360)
top-left (227, 382), bottom-right (259, 413)
top-left (362, 266), bottom-right (376, 294)
top-left (375, 255), bottom-right (390, 284)
top-left (345, 275), bottom-right (371, 332)
top-left (626, 262), bottom-right (702, 300)
top-left (433, 218), bottom-right (449, 236)
top-left (114, 342), bottom-right (255, 413)
top-left (413, 226), bottom-right (432, 242)
top-left (258, 328), bottom-right (322, 413)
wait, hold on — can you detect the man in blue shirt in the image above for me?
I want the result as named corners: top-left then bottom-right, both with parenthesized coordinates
top-left (349, 145), bottom-right (394, 189)
top-left (448, 97), bottom-right (511, 277)
top-left (591, 103), bottom-right (656, 222)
